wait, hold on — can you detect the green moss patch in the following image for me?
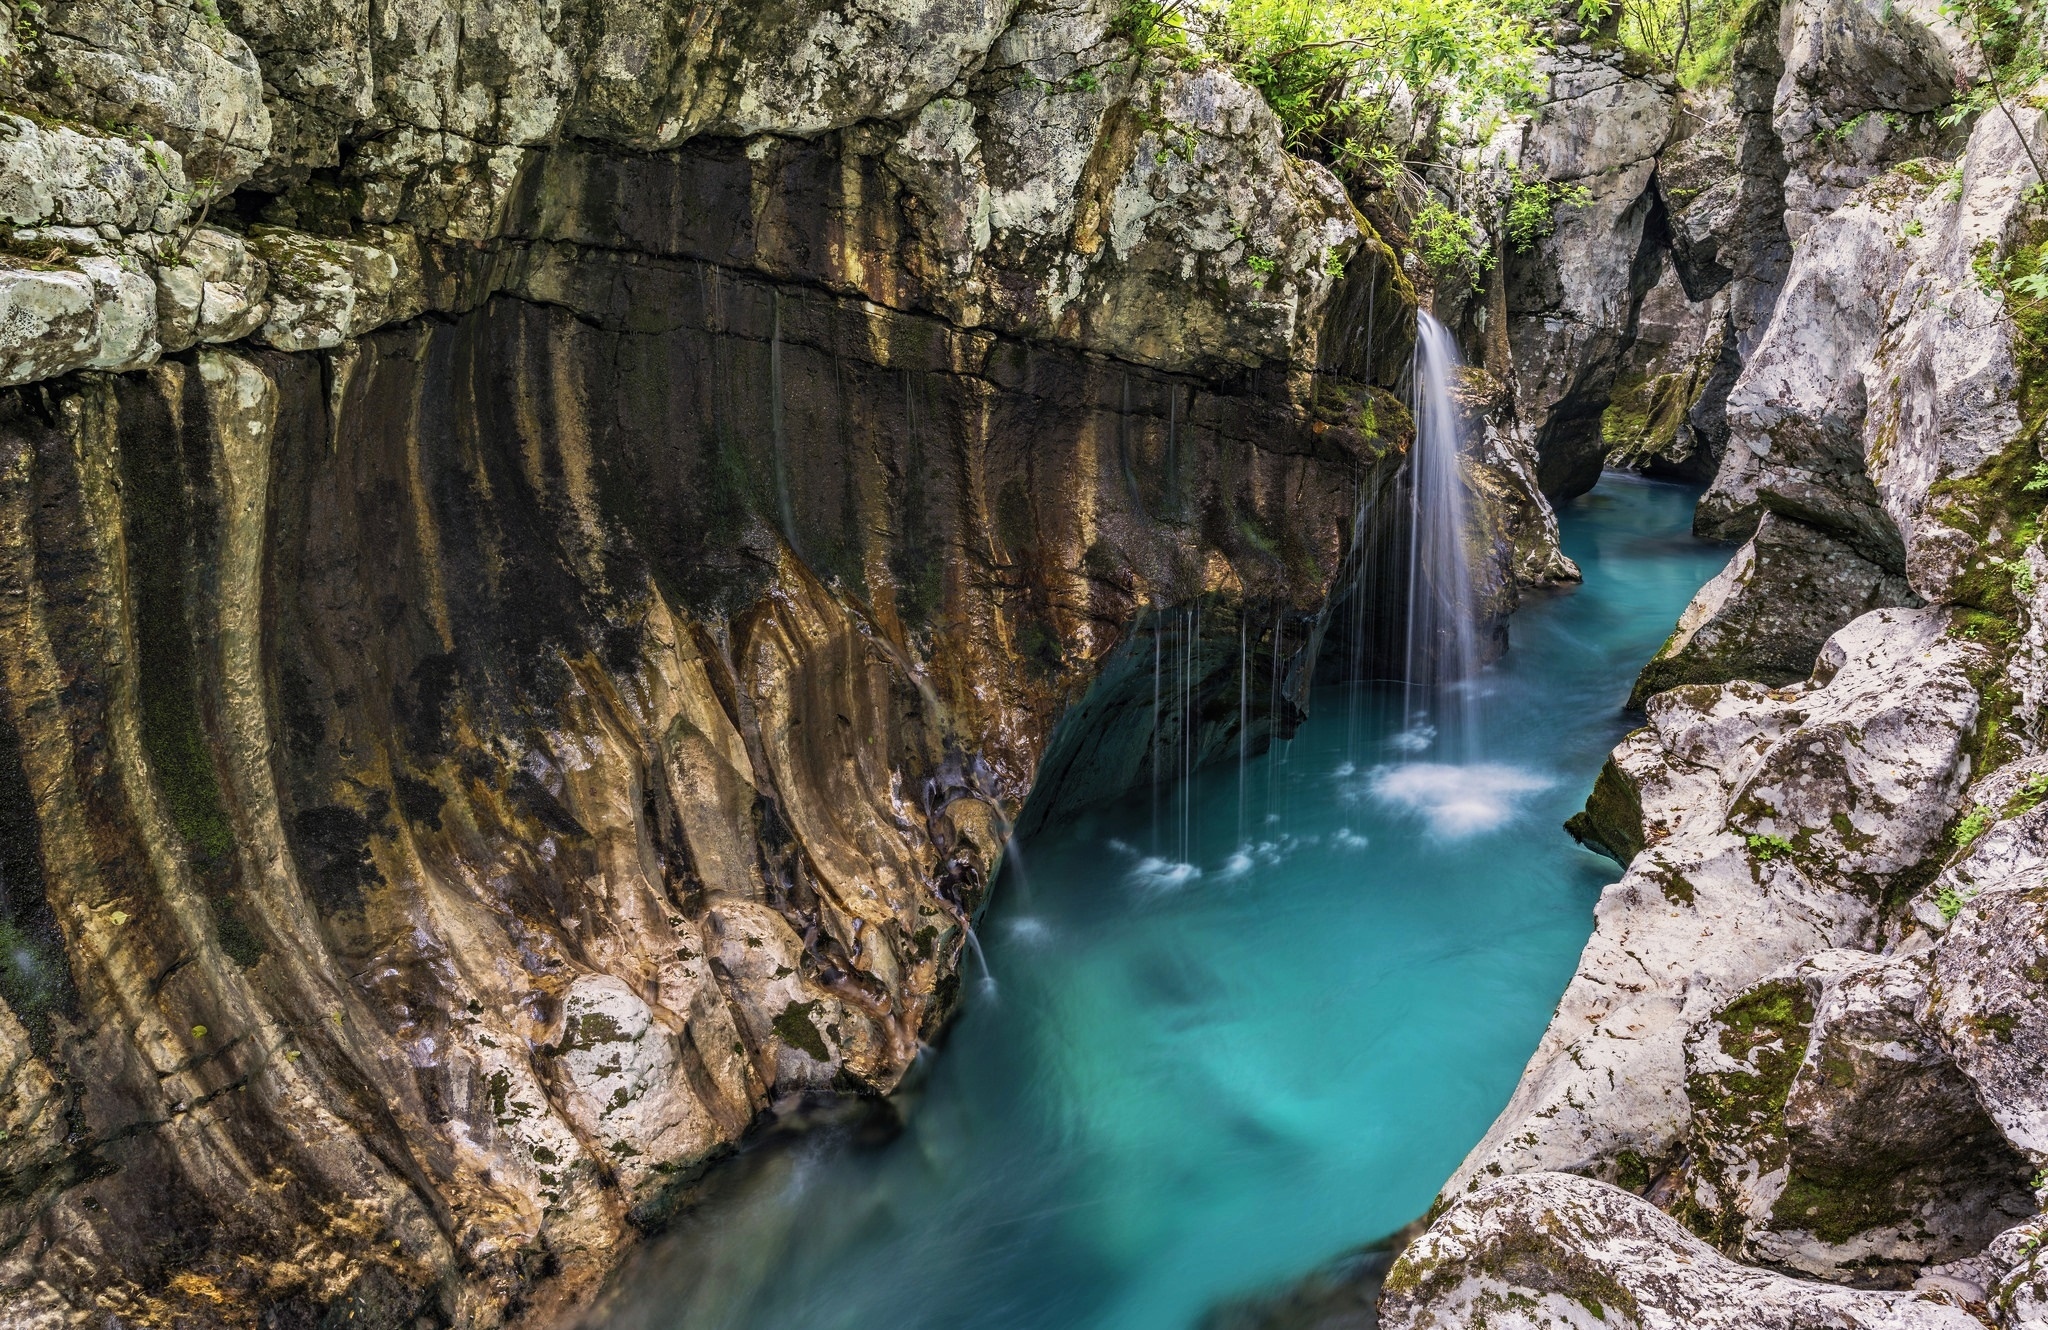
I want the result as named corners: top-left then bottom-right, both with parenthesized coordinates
top-left (773, 999), bottom-right (831, 1061)
top-left (1564, 755), bottom-right (1645, 866)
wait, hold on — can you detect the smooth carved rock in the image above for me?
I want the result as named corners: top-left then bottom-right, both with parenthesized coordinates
top-left (1927, 878), bottom-right (2048, 1165)
top-left (1600, 250), bottom-right (1731, 485)
top-left (1629, 511), bottom-right (1917, 708)
top-left (1499, 49), bottom-right (1675, 500)
top-left (0, 249), bottom-right (1413, 1319)
top-left (1453, 608), bottom-right (1983, 1197)
top-left (1684, 950), bottom-right (2033, 1285)
top-left (1381, 1172), bottom-right (1985, 1330)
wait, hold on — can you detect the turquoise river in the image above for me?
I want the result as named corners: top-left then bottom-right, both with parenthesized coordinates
top-left (582, 472), bottom-right (1730, 1330)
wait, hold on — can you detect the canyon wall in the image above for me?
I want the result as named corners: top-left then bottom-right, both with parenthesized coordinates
top-left (0, 0), bottom-right (1587, 1325)
top-left (1379, 3), bottom-right (2048, 1326)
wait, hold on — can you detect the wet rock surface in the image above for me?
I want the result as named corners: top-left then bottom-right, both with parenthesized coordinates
top-left (0, 0), bottom-right (1544, 1322)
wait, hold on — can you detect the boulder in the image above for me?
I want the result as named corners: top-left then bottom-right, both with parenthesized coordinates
top-left (1628, 511), bottom-right (1916, 708)
top-left (548, 975), bottom-right (728, 1209)
top-left (1926, 877), bottom-right (2048, 1165)
top-left (1772, 0), bottom-right (1970, 238)
top-left (249, 227), bottom-right (422, 351)
top-left (0, 256), bottom-right (158, 386)
top-left (1684, 951), bottom-right (2033, 1284)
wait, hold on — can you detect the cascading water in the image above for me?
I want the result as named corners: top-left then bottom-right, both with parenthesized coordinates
top-left (1402, 311), bottom-right (1481, 758)
top-left (581, 473), bottom-right (1730, 1330)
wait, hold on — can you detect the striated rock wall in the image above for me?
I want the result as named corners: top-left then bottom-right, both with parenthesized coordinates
top-left (0, 0), bottom-right (1579, 1324)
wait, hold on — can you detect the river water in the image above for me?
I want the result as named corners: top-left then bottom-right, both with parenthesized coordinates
top-left (582, 472), bottom-right (1727, 1330)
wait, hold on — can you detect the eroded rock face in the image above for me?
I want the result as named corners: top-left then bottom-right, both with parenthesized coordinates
top-left (1462, 607), bottom-right (1986, 1200)
top-left (1391, 75), bottom-right (2048, 1330)
top-left (0, 0), bottom-right (1566, 1322)
top-left (1927, 878), bottom-right (2048, 1165)
top-left (1772, 0), bottom-right (1971, 238)
top-left (1685, 951), bottom-right (2033, 1284)
top-left (0, 253), bottom-right (1414, 1322)
top-left (1627, 511), bottom-right (1917, 707)
top-left (1381, 1172), bottom-right (1988, 1330)
top-left (1497, 47), bottom-right (1676, 500)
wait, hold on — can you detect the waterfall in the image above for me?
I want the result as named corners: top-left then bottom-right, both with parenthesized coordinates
top-left (1404, 312), bottom-right (1481, 757)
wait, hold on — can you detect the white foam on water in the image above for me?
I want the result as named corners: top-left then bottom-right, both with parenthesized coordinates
top-left (1215, 851), bottom-right (1255, 881)
top-left (1005, 917), bottom-right (1052, 945)
top-left (1130, 857), bottom-right (1202, 893)
top-left (1390, 722), bottom-right (1437, 754)
top-left (1333, 828), bottom-right (1370, 851)
top-left (1368, 763), bottom-right (1552, 838)
top-left (1333, 761), bottom-right (1356, 778)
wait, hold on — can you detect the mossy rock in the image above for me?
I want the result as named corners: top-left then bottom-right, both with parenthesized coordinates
top-left (1565, 754), bottom-right (1646, 866)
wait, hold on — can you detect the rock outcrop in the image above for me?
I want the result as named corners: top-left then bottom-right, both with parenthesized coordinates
top-left (0, 0), bottom-right (1585, 1324)
top-left (1381, 13), bottom-right (2048, 1325)
top-left (1497, 44), bottom-right (1677, 500)
top-left (1382, 1172), bottom-right (1988, 1329)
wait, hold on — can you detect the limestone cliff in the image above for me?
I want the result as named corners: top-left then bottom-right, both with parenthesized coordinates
top-left (0, 0), bottom-right (1590, 1324)
top-left (1380, 3), bottom-right (2048, 1325)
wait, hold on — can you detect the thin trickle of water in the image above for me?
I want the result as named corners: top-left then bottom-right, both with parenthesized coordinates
top-left (1237, 615), bottom-right (1248, 845)
top-left (584, 474), bottom-right (1732, 1330)
top-left (1151, 615), bottom-right (1164, 852)
top-left (1181, 603), bottom-right (1199, 866)
top-left (770, 291), bottom-right (799, 555)
top-left (1404, 312), bottom-right (1481, 758)
top-left (963, 925), bottom-right (996, 999)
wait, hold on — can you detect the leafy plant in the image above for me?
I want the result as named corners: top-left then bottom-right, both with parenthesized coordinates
top-left (2003, 771), bottom-right (2048, 821)
top-left (1993, 553), bottom-right (2037, 597)
top-left (1936, 883), bottom-right (1971, 921)
top-left (1953, 803), bottom-right (1997, 847)
top-left (1746, 832), bottom-right (1795, 860)
top-left (1246, 252), bottom-right (1278, 274)
top-left (1602, 0), bottom-right (1762, 86)
top-left (1188, 0), bottom-right (1553, 195)
top-left (1937, 0), bottom-right (2048, 190)
top-left (1503, 169), bottom-right (1591, 252)
top-left (1410, 197), bottom-right (1489, 286)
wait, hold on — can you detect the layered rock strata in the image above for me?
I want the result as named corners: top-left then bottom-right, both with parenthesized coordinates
top-left (0, 0), bottom-right (1589, 1324)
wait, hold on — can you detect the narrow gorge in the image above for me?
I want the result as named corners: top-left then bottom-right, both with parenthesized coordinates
top-left (0, 0), bottom-right (2043, 1326)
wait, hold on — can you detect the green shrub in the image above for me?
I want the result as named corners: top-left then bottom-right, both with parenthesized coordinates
top-left (1503, 169), bottom-right (1592, 252)
top-left (1410, 198), bottom-right (1490, 285)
